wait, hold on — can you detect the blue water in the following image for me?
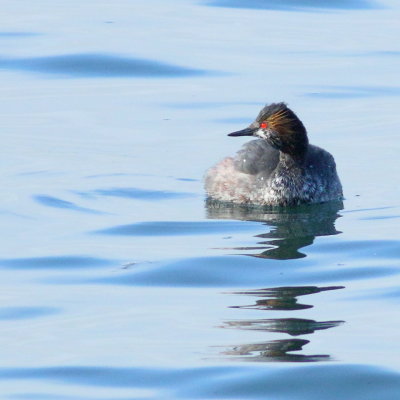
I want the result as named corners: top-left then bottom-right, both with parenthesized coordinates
top-left (1, 0), bottom-right (400, 398)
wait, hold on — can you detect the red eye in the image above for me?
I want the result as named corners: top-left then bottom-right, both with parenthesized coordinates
top-left (260, 122), bottom-right (268, 129)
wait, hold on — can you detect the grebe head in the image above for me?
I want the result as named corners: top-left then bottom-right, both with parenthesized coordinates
top-left (228, 103), bottom-right (309, 157)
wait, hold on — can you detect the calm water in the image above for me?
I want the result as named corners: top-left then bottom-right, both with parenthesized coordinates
top-left (1, 0), bottom-right (400, 398)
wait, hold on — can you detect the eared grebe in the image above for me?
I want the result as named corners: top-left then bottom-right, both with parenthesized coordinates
top-left (204, 103), bottom-right (343, 206)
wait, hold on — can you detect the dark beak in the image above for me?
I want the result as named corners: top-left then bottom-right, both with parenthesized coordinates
top-left (228, 127), bottom-right (256, 137)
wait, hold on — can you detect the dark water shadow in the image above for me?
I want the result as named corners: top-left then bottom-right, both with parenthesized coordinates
top-left (206, 0), bottom-right (380, 11)
top-left (0, 53), bottom-right (209, 78)
top-left (0, 306), bottom-right (59, 320)
top-left (33, 195), bottom-right (104, 214)
top-left (206, 200), bottom-right (343, 259)
top-left (219, 285), bottom-right (344, 362)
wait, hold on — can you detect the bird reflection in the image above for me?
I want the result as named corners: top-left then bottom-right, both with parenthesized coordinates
top-left (206, 200), bottom-right (345, 362)
top-left (230, 285), bottom-right (344, 311)
top-left (222, 318), bottom-right (344, 336)
top-left (219, 285), bottom-right (344, 362)
top-left (206, 199), bottom-right (343, 259)
top-left (222, 339), bottom-right (330, 362)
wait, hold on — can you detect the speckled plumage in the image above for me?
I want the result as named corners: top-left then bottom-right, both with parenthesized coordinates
top-left (204, 103), bottom-right (343, 206)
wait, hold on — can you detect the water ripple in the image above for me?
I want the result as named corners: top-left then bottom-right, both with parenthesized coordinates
top-left (0, 365), bottom-right (399, 400)
top-left (0, 256), bottom-right (114, 270)
top-left (0, 53), bottom-right (208, 78)
top-left (33, 195), bottom-right (103, 214)
top-left (0, 32), bottom-right (39, 38)
top-left (92, 187), bottom-right (196, 201)
top-left (306, 86), bottom-right (400, 99)
top-left (0, 307), bottom-right (59, 320)
top-left (94, 220), bottom-right (261, 236)
top-left (91, 253), bottom-right (398, 288)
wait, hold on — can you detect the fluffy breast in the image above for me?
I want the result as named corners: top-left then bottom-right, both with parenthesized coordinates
top-left (204, 142), bottom-right (342, 206)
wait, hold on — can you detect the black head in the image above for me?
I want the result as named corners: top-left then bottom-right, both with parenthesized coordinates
top-left (228, 103), bottom-right (309, 157)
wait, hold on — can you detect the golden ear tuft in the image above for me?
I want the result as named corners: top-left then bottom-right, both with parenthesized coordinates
top-left (267, 109), bottom-right (294, 133)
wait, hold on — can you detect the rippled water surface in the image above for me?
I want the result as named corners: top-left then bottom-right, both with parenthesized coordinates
top-left (1, 0), bottom-right (400, 399)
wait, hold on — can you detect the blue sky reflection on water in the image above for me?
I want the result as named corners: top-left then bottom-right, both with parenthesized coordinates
top-left (0, 0), bottom-right (400, 399)
top-left (206, 0), bottom-right (380, 10)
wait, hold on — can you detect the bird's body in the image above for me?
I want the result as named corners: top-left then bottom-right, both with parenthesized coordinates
top-left (204, 103), bottom-right (343, 206)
